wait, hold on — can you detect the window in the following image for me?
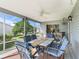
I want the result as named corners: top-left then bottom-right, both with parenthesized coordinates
top-left (27, 20), bottom-right (40, 33)
top-left (0, 12), bottom-right (41, 52)
top-left (0, 12), bottom-right (23, 52)
top-left (27, 20), bottom-right (41, 37)
top-left (0, 15), bottom-right (3, 51)
top-left (46, 24), bottom-right (59, 33)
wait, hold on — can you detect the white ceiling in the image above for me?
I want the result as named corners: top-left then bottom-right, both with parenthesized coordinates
top-left (0, 0), bottom-right (77, 22)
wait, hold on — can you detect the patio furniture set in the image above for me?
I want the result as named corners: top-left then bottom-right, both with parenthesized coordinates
top-left (15, 34), bottom-right (69, 59)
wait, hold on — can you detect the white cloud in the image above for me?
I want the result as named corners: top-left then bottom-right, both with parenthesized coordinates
top-left (0, 17), bottom-right (15, 26)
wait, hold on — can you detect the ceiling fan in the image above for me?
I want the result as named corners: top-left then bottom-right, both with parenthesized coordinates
top-left (40, 9), bottom-right (51, 17)
top-left (70, 0), bottom-right (73, 5)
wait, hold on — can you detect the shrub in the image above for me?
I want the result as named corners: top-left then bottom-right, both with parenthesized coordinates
top-left (0, 34), bottom-right (13, 42)
top-left (5, 34), bottom-right (13, 41)
top-left (0, 35), bottom-right (3, 42)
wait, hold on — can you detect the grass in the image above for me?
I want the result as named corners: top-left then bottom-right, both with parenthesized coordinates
top-left (0, 36), bottom-right (23, 51)
top-left (5, 42), bottom-right (15, 49)
top-left (0, 42), bottom-right (15, 51)
top-left (0, 44), bottom-right (3, 51)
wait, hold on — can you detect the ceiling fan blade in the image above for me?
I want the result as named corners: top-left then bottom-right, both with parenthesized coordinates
top-left (70, 0), bottom-right (73, 5)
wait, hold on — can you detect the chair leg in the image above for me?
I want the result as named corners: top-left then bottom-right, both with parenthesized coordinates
top-left (20, 54), bottom-right (23, 59)
top-left (56, 57), bottom-right (59, 59)
top-left (16, 47), bottom-right (22, 59)
top-left (19, 53), bottom-right (22, 59)
top-left (59, 54), bottom-right (64, 59)
top-left (62, 54), bottom-right (64, 59)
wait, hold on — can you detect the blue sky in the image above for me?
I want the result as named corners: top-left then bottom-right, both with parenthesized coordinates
top-left (28, 20), bottom-right (40, 28)
top-left (0, 12), bottom-right (40, 27)
top-left (0, 12), bottom-right (22, 26)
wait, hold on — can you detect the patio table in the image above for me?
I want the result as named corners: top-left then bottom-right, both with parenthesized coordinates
top-left (29, 38), bottom-right (54, 47)
top-left (39, 39), bottom-right (54, 47)
top-left (39, 39), bottom-right (54, 59)
top-left (28, 38), bottom-right (54, 59)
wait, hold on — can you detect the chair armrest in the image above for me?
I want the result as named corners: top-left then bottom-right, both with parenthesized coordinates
top-left (15, 41), bottom-right (26, 48)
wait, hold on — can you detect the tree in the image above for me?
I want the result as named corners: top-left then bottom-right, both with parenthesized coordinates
top-left (12, 20), bottom-right (33, 36)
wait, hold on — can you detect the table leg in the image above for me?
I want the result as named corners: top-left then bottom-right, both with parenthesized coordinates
top-left (43, 47), bottom-right (44, 59)
top-left (60, 54), bottom-right (64, 59)
top-left (46, 48), bottom-right (48, 59)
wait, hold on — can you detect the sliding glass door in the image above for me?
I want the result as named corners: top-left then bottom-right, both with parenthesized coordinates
top-left (28, 20), bottom-right (41, 37)
top-left (0, 12), bottom-right (23, 51)
top-left (0, 12), bottom-right (41, 52)
top-left (0, 15), bottom-right (3, 51)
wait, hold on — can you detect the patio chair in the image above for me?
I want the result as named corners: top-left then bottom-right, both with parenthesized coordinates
top-left (46, 33), bottom-right (54, 38)
top-left (45, 37), bottom-right (69, 59)
top-left (31, 34), bottom-right (37, 40)
top-left (24, 35), bottom-right (32, 42)
top-left (15, 41), bottom-right (39, 59)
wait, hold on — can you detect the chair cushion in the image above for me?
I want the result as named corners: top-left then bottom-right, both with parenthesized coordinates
top-left (47, 33), bottom-right (54, 38)
top-left (46, 48), bottom-right (64, 57)
top-left (31, 35), bottom-right (37, 40)
top-left (60, 37), bottom-right (68, 50)
top-left (24, 35), bottom-right (31, 42)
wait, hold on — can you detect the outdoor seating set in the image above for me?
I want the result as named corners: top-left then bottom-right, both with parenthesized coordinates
top-left (15, 33), bottom-right (69, 59)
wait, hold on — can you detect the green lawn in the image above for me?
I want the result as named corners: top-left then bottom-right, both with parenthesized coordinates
top-left (0, 36), bottom-right (23, 51)
top-left (0, 42), bottom-right (15, 51)
top-left (0, 44), bottom-right (3, 51)
top-left (5, 42), bottom-right (15, 49)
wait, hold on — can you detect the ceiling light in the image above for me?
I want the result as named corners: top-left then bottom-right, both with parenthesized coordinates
top-left (68, 16), bottom-right (72, 21)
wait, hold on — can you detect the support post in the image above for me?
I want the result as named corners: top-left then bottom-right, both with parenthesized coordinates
top-left (3, 16), bottom-right (5, 51)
